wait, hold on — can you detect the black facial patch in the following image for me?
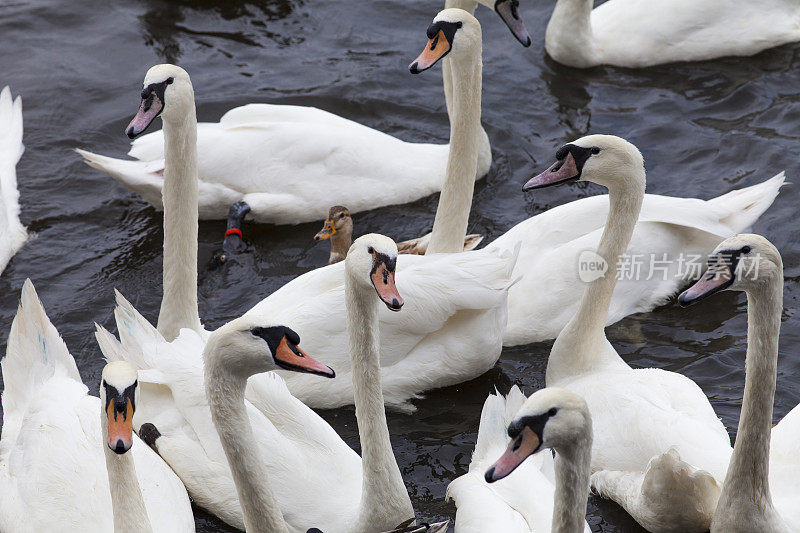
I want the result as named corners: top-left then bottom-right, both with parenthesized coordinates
top-left (426, 20), bottom-right (462, 45)
top-left (508, 409), bottom-right (556, 450)
top-left (370, 251), bottom-right (396, 276)
top-left (140, 77), bottom-right (173, 109)
top-left (709, 247), bottom-right (747, 284)
top-left (555, 144), bottom-right (594, 175)
top-left (103, 380), bottom-right (137, 419)
top-left (251, 325), bottom-right (299, 353)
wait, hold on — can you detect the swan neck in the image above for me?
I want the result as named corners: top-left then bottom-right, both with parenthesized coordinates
top-left (157, 97), bottom-right (201, 342)
top-left (427, 38), bottom-right (482, 254)
top-left (546, 0), bottom-right (595, 67)
top-left (548, 175), bottom-right (644, 382)
top-left (101, 415), bottom-right (153, 532)
top-left (345, 272), bottom-right (413, 529)
top-left (204, 358), bottom-right (289, 533)
top-left (715, 279), bottom-right (782, 522)
top-left (552, 431), bottom-right (592, 533)
top-left (442, 0), bottom-right (476, 117)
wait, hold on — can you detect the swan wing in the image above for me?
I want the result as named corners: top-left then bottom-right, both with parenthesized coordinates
top-left (770, 402), bottom-right (800, 525)
top-left (590, 0), bottom-right (800, 66)
top-left (560, 369), bottom-right (731, 481)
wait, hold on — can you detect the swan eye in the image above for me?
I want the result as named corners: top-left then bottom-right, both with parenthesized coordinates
top-left (741, 246), bottom-right (752, 254)
top-left (166, 77), bottom-right (174, 85)
top-left (368, 246), bottom-right (374, 254)
top-left (548, 408), bottom-right (558, 417)
top-left (590, 147), bottom-right (600, 155)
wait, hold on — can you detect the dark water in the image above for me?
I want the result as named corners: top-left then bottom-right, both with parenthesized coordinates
top-left (1, 0), bottom-right (799, 531)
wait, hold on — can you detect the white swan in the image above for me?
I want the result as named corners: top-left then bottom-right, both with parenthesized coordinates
top-left (0, 87), bottom-right (27, 276)
top-left (526, 135), bottom-right (736, 532)
top-left (0, 280), bottom-right (193, 533)
top-left (98, 235), bottom-right (444, 531)
top-left (406, 7), bottom-right (784, 346)
top-left (73, 0), bottom-right (530, 224)
top-left (446, 386), bottom-right (591, 532)
top-left (679, 234), bottom-right (800, 531)
top-left (544, 0), bottom-right (800, 68)
top-left (100, 361), bottom-right (161, 533)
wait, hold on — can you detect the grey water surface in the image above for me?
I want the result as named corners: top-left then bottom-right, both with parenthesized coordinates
top-left (1, 1), bottom-right (799, 531)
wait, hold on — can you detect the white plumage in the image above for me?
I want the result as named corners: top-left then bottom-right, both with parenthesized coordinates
top-left (0, 280), bottom-right (194, 533)
top-left (0, 87), bottom-right (27, 276)
top-left (545, 0), bottom-right (800, 68)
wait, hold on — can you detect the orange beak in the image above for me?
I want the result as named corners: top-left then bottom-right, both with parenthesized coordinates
top-left (273, 336), bottom-right (335, 378)
top-left (314, 218), bottom-right (336, 241)
top-left (409, 30), bottom-right (451, 73)
top-left (485, 427), bottom-right (541, 482)
top-left (370, 257), bottom-right (403, 311)
top-left (107, 397), bottom-right (134, 454)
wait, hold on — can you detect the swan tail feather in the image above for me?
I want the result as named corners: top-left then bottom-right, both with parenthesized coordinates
top-left (591, 448), bottom-right (720, 532)
top-left (75, 148), bottom-right (165, 206)
top-left (708, 171), bottom-right (785, 234)
top-left (111, 289), bottom-right (164, 370)
top-left (0, 86), bottom-right (24, 166)
top-left (1, 280), bottom-right (80, 455)
top-left (470, 386), bottom-right (525, 468)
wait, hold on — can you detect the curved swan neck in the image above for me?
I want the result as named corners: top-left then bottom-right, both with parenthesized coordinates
top-left (345, 273), bottom-right (414, 529)
top-left (546, 0), bottom-right (595, 68)
top-left (713, 278), bottom-right (783, 528)
top-left (101, 415), bottom-right (153, 532)
top-left (552, 430), bottom-right (592, 533)
top-left (426, 32), bottom-right (483, 254)
top-left (547, 175), bottom-right (644, 383)
top-left (157, 90), bottom-right (201, 342)
top-left (204, 356), bottom-right (289, 533)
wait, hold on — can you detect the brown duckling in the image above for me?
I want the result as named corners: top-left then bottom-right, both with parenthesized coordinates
top-left (314, 205), bottom-right (483, 265)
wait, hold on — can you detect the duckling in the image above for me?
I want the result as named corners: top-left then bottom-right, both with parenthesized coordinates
top-left (314, 205), bottom-right (483, 264)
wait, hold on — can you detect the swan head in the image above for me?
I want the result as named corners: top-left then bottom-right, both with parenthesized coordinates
top-left (315, 205), bottom-right (352, 242)
top-left (485, 387), bottom-right (591, 483)
top-left (205, 317), bottom-right (335, 379)
top-left (524, 135), bottom-right (645, 192)
top-left (100, 361), bottom-right (140, 455)
top-left (126, 64), bottom-right (193, 138)
top-left (409, 9), bottom-right (481, 74)
top-left (346, 234), bottom-right (403, 311)
top-left (678, 234), bottom-right (783, 306)
top-left (482, 0), bottom-right (531, 47)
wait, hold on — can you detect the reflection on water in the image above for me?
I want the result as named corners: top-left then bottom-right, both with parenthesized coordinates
top-left (1, 0), bottom-right (799, 531)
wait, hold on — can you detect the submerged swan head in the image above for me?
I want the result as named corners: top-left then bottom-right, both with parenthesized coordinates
top-left (485, 387), bottom-right (591, 482)
top-left (409, 8), bottom-right (482, 74)
top-left (346, 234), bottom-right (403, 311)
top-left (476, 0), bottom-right (531, 46)
top-left (204, 316), bottom-right (335, 379)
top-left (100, 361), bottom-right (140, 455)
top-left (679, 234), bottom-right (783, 306)
top-left (126, 63), bottom-right (193, 138)
top-left (524, 134), bottom-right (645, 192)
